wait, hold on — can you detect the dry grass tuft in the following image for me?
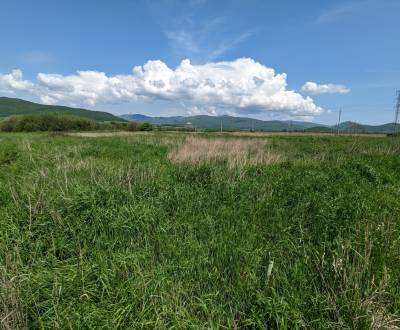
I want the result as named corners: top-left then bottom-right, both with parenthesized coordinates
top-left (1, 267), bottom-right (27, 330)
top-left (168, 137), bottom-right (282, 167)
top-left (66, 131), bottom-right (145, 138)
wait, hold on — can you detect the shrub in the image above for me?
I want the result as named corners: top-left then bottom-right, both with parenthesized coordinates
top-left (109, 121), bottom-right (128, 130)
top-left (139, 122), bottom-right (153, 131)
top-left (387, 132), bottom-right (400, 137)
top-left (0, 113), bottom-right (99, 132)
top-left (126, 121), bottom-right (140, 131)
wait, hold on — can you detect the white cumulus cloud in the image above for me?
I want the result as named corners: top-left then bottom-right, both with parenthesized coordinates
top-left (1, 58), bottom-right (324, 117)
top-left (0, 69), bottom-right (34, 92)
top-left (301, 81), bottom-right (350, 94)
top-left (37, 71), bottom-right (140, 106)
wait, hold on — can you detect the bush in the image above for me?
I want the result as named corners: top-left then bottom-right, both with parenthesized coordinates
top-left (126, 122), bottom-right (140, 131)
top-left (387, 132), bottom-right (400, 137)
top-left (109, 121), bottom-right (128, 130)
top-left (139, 122), bottom-right (153, 131)
top-left (0, 113), bottom-right (99, 132)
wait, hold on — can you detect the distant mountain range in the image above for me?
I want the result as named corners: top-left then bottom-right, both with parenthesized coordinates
top-left (0, 97), bottom-right (126, 122)
top-left (121, 114), bottom-right (326, 131)
top-left (121, 113), bottom-right (397, 133)
top-left (0, 97), bottom-right (395, 133)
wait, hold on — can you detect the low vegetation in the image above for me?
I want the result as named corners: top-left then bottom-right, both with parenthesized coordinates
top-left (0, 113), bottom-right (154, 133)
top-left (0, 113), bottom-right (99, 132)
top-left (1, 132), bottom-right (400, 328)
top-left (125, 121), bottom-right (154, 132)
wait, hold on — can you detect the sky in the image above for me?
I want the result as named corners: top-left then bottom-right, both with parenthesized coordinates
top-left (0, 0), bottom-right (399, 125)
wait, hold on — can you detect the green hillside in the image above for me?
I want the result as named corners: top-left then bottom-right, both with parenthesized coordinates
top-left (121, 114), bottom-right (319, 131)
top-left (304, 126), bottom-right (335, 133)
top-left (0, 97), bottom-right (125, 122)
top-left (335, 121), bottom-right (395, 133)
top-left (123, 114), bottom-right (394, 133)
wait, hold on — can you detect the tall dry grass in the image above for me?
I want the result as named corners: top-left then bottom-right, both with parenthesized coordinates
top-left (1, 266), bottom-right (27, 329)
top-left (168, 137), bottom-right (282, 167)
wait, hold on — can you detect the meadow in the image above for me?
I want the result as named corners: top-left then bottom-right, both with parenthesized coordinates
top-left (1, 132), bottom-right (400, 329)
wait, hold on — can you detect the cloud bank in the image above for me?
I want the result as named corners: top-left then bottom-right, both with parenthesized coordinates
top-left (301, 81), bottom-right (350, 94)
top-left (0, 69), bottom-right (34, 92)
top-left (1, 58), bottom-right (325, 117)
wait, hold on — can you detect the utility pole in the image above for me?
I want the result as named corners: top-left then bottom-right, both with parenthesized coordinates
top-left (251, 119), bottom-right (254, 132)
top-left (394, 90), bottom-right (400, 133)
top-left (220, 119), bottom-right (223, 133)
top-left (336, 107), bottom-right (342, 134)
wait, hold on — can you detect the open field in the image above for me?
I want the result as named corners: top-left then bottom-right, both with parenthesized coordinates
top-left (1, 132), bottom-right (400, 329)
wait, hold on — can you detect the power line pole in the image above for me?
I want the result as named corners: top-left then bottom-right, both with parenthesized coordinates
top-left (336, 107), bottom-right (342, 134)
top-left (394, 90), bottom-right (400, 133)
top-left (220, 119), bottom-right (223, 133)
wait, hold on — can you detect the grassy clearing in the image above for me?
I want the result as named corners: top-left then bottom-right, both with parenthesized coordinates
top-left (1, 132), bottom-right (400, 329)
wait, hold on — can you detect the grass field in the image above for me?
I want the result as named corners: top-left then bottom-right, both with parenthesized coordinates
top-left (1, 132), bottom-right (400, 329)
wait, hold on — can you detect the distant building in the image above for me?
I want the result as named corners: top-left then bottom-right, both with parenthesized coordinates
top-left (184, 121), bottom-right (196, 131)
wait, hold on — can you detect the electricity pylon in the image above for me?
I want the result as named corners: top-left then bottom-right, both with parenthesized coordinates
top-left (394, 90), bottom-right (400, 133)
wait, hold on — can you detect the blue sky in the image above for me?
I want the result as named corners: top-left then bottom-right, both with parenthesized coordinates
top-left (0, 0), bottom-right (399, 124)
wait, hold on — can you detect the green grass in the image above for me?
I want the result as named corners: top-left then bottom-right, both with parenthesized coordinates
top-left (1, 132), bottom-right (400, 329)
